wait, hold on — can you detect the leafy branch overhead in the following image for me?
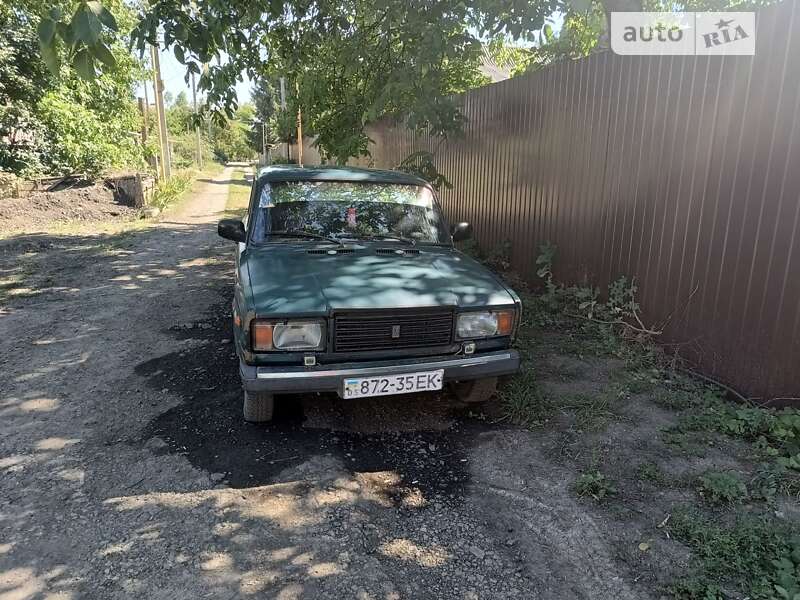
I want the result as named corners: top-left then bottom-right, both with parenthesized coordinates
top-left (36, 0), bottom-right (566, 161)
top-left (38, 1), bottom-right (118, 79)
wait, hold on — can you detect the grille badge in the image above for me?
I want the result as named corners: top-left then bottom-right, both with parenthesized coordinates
top-left (391, 325), bottom-right (401, 338)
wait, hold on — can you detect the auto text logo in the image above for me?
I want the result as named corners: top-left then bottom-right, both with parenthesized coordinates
top-left (610, 12), bottom-right (755, 56)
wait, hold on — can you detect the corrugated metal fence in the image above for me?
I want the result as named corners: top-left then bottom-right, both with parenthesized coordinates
top-left (361, 0), bottom-right (800, 402)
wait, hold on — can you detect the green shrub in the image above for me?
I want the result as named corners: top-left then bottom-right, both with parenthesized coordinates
top-left (37, 89), bottom-right (143, 176)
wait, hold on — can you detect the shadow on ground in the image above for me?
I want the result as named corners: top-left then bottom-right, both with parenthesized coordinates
top-left (135, 294), bottom-right (492, 498)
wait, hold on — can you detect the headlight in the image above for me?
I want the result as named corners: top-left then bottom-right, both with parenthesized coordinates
top-left (456, 310), bottom-right (515, 339)
top-left (252, 320), bottom-right (324, 351)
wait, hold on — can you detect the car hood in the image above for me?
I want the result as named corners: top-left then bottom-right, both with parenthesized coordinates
top-left (242, 245), bottom-right (516, 315)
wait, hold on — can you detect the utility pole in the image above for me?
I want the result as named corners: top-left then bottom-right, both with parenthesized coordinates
top-left (279, 77), bottom-right (290, 162)
top-left (190, 70), bottom-right (203, 168)
top-left (296, 81), bottom-right (303, 167)
top-left (150, 45), bottom-right (171, 180)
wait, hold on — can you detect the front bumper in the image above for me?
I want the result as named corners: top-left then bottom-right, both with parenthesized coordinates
top-left (239, 350), bottom-right (520, 394)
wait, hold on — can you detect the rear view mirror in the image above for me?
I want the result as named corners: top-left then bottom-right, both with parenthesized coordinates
top-left (218, 219), bottom-right (246, 243)
top-left (451, 222), bottom-right (472, 242)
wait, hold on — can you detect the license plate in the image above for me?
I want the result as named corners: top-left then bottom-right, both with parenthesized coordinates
top-left (342, 370), bottom-right (444, 399)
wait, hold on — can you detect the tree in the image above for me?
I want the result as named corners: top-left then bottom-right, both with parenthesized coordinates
top-left (0, 3), bottom-right (51, 173)
top-left (39, 0), bottom-right (562, 163)
top-left (166, 92), bottom-right (193, 134)
top-left (1, 0), bottom-right (145, 176)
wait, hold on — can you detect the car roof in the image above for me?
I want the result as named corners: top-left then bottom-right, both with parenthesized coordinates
top-left (256, 165), bottom-right (430, 188)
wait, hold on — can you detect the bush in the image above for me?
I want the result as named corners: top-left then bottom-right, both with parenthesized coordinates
top-left (37, 90), bottom-right (143, 176)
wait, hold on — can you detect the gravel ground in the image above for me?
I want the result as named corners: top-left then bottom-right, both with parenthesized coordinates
top-left (0, 168), bottom-right (662, 599)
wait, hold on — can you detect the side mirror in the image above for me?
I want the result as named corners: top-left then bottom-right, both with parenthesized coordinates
top-left (451, 222), bottom-right (473, 242)
top-left (218, 219), bottom-right (246, 243)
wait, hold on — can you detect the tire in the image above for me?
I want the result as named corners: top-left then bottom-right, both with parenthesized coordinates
top-left (243, 390), bottom-right (275, 422)
top-left (450, 377), bottom-right (499, 404)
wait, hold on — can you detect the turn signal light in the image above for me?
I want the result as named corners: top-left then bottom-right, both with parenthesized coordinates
top-left (497, 311), bottom-right (514, 336)
top-left (252, 322), bottom-right (274, 351)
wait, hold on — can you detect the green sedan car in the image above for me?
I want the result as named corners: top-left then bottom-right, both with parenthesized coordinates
top-left (218, 165), bottom-right (521, 422)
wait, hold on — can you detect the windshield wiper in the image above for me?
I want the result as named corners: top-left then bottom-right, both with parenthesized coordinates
top-left (267, 230), bottom-right (344, 246)
top-left (344, 234), bottom-right (417, 246)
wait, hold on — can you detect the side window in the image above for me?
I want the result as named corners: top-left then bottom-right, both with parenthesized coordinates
top-left (249, 182), bottom-right (271, 242)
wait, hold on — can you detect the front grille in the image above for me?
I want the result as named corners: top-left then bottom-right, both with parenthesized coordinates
top-left (334, 309), bottom-right (454, 352)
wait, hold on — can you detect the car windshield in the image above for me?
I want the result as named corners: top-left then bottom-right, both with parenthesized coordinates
top-left (249, 180), bottom-right (450, 244)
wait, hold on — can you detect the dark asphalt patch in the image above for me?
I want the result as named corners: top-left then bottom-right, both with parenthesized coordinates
top-left (136, 297), bottom-right (496, 500)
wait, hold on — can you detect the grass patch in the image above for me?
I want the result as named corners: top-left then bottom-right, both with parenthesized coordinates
top-left (560, 390), bottom-right (621, 431)
top-left (669, 508), bottom-right (800, 599)
top-left (151, 170), bottom-right (194, 211)
top-left (0, 262), bottom-right (37, 303)
top-left (637, 461), bottom-right (668, 486)
top-left (697, 471), bottom-right (748, 506)
top-left (662, 430), bottom-right (717, 457)
top-left (670, 398), bottom-right (800, 488)
top-left (668, 578), bottom-right (725, 600)
top-left (499, 370), bottom-right (551, 427)
top-left (574, 469), bottom-right (617, 502)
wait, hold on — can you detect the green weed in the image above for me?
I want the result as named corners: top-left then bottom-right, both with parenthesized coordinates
top-left (561, 391), bottom-right (620, 431)
top-left (676, 401), bottom-right (800, 470)
top-left (698, 471), bottom-right (748, 505)
top-left (574, 470), bottom-right (616, 502)
top-left (669, 509), bottom-right (800, 599)
top-left (668, 578), bottom-right (724, 600)
top-left (499, 371), bottom-right (551, 427)
top-left (661, 430), bottom-right (715, 458)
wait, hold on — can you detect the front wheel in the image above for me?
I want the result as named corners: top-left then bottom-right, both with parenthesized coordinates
top-left (450, 377), bottom-right (498, 404)
top-left (243, 390), bottom-right (274, 422)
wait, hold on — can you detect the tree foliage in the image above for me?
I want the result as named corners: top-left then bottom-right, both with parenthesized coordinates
top-left (1, 0), bottom-right (144, 176)
top-left (38, 0), bottom-right (564, 163)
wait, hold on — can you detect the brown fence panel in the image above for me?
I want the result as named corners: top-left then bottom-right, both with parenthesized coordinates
top-left (361, 0), bottom-right (800, 402)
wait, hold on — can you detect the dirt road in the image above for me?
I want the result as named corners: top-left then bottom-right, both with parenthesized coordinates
top-left (1, 169), bottom-right (654, 599)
